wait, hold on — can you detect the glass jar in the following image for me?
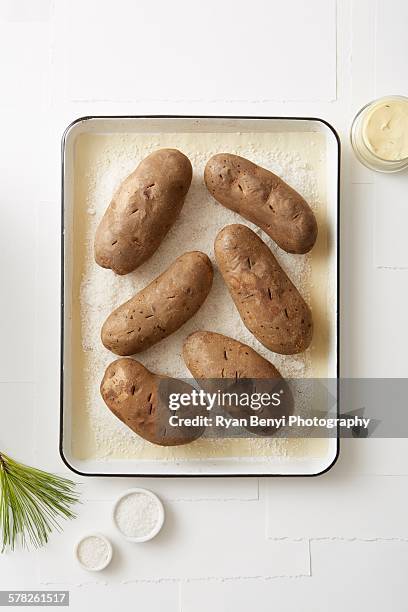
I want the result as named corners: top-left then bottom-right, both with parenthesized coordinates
top-left (350, 95), bottom-right (408, 173)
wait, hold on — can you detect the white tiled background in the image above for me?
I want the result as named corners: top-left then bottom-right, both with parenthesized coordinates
top-left (1, 0), bottom-right (408, 610)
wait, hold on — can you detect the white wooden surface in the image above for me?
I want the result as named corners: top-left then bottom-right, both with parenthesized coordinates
top-left (1, 1), bottom-right (408, 610)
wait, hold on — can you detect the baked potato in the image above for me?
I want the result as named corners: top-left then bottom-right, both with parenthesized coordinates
top-left (214, 224), bottom-right (313, 354)
top-left (95, 148), bottom-right (193, 275)
top-left (101, 251), bottom-right (213, 355)
top-left (205, 153), bottom-right (317, 254)
top-left (101, 358), bottom-right (205, 446)
top-left (183, 331), bottom-right (293, 436)
top-left (183, 330), bottom-right (281, 380)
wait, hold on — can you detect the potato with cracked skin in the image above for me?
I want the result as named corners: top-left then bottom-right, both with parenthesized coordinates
top-left (183, 331), bottom-right (293, 436)
top-left (205, 153), bottom-right (317, 254)
top-left (101, 358), bottom-right (205, 446)
top-left (215, 224), bottom-right (313, 355)
top-left (101, 251), bottom-right (213, 356)
top-left (94, 148), bottom-right (193, 275)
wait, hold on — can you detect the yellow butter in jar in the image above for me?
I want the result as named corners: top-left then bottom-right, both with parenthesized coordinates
top-left (351, 95), bottom-right (408, 172)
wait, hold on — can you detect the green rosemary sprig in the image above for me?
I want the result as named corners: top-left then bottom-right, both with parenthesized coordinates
top-left (0, 453), bottom-right (79, 552)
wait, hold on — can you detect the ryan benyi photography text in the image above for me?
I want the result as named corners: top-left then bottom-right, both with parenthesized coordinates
top-left (166, 388), bottom-right (370, 432)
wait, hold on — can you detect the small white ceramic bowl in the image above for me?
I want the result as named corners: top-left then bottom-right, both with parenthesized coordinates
top-left (112, 488), bottom-right (165, 543)
top-left (74, 532), bottom-right (113, 572)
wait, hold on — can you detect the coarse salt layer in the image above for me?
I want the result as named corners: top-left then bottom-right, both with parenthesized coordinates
top-left (75, 130), bottom-right (329, 461)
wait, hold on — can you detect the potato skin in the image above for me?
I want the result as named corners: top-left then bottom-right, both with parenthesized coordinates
top-left (94, 149), bottom-right (193, 275)
top-left (183, 331), bottom-right (293, 436)
top-left (205, 153), bottom-right (317, 254)
top-left (101, 251), bottom-right (213, 355)
top-left (214, 225), bottom-right (313, 354)
top-left (101, 358), bottom-right (205, 446)
top-left (183, 331), bottom-right (281, 380)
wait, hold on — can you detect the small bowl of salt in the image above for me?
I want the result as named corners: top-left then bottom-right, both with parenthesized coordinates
top-left (75, 533), bottom-right (113, 572)
top-left (112, 488), bottom-right (165, 543)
